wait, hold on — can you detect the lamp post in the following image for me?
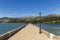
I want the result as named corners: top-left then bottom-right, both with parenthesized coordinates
top-left (39, 12), bottom-right (42, 34)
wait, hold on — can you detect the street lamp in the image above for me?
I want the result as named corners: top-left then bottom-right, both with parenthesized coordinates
top-left (39, 12), bottom-right (42, 34)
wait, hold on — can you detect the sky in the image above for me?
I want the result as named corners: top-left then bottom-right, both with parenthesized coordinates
top-left (0, 0), bottom-right (60, 17)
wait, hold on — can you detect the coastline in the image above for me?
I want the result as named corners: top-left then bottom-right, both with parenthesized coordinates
top-left (0, 24), bottom-right (27, 40)
top-left (0, 23), bottom-right (60, 40)
top-left (8, 23), bottom-right (60, 40)
top-left (42, 28), bottom-right (60, 40)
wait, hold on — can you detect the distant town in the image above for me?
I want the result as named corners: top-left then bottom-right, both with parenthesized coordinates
top-left (0, 14), bottom-right (60, 24)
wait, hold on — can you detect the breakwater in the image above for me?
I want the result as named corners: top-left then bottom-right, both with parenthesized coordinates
top-left (42, 29), bottom-right (60, 40)
top-left (0, 23), bottom-right (60, 40)
top-left (0, 24), bottom-right (27, 40)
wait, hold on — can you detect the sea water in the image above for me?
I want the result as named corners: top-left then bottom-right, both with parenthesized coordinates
top-left (0, 23), bottom-right (24, 35)
top-left (35, 24), bottom-right (60, 36)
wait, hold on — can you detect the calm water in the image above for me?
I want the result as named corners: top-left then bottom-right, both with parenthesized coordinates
top-left (35, 24), bottom-right (60, 36)
top-left (0, 24), bottom-right (60, 36)
top-left (0, 23), bottom-right (24, 35)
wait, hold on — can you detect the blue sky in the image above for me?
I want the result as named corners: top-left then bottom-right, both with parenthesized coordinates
top-left (0, 0), bottom-right (60, 17)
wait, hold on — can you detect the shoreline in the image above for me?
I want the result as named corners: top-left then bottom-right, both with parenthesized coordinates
top-left (0, 24), bottom-right (27, 40)
top-left (0, 23), bottom-right (60, 40)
